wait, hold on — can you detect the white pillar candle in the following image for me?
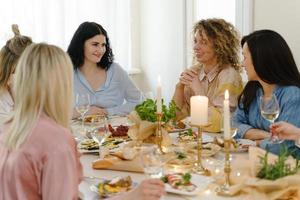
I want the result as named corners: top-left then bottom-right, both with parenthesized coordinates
top-left (190, 96), bottom-right (208, 125)
top-left (223, 90), bottom-right (231, 140)
top-left (157, 75), bottom-right (162, 113)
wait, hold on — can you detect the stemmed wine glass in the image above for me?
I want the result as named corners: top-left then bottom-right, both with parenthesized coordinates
top-left (140, 144), bottom-right (164, 178)
top-left (260, 94), bottom-right (283, 143)
top-left (75, 93), bottom-right (90, 134)
top-left (90, 116), bottom-right (109, 142)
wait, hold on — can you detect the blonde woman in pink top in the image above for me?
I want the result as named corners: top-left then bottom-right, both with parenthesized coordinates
top-left (0, 43), bottom-right (82, 199)
top-left (0, 43), bottom-right (165, 200)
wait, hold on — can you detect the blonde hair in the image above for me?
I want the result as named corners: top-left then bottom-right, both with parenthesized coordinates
top-left (193, 18), bottom-right (241, 70)
top-left (0, 24), bottom-right (32, 91)
top-left (4, 43), bottom-right (74, 149)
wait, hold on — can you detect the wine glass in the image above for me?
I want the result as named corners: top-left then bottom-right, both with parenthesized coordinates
top-left (90, 115), bottom-right (110, 144)
top-left (75, 93), bottom-right (90, 135)
top-left (260, 94), bottom-right (282, 143)
top-left (140, 144), bottom-right (164, 178)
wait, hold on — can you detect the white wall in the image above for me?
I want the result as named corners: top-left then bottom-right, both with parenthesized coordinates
top-left (132, 0), bottom-right (300, 103)
top-left (253, 0), bottom-right (300, 66)
top-left (137, 0), bottom-right (186, 103)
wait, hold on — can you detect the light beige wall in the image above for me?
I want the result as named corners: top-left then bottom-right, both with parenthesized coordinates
top-left (253, 0), bottom-right (300, 66)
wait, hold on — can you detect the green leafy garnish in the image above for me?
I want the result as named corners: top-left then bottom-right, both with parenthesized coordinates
top-left (135, 99), bottom-right (179, 123)
top-left (160, 175), bottom-right (168, 183)
top-left (182, 173), bottom-right (191, 184)
top-left (179, 129), bottom-right (193, 136)
top-left (257, 146), bottom-right (300, 180)
top-left (175, 151), bottom-right (186, 160)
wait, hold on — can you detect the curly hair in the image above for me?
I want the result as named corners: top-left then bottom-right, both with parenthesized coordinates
top-left (67, 22), bottom-right (114, 71)
top-left (193, 18), bottom-right (241, 70)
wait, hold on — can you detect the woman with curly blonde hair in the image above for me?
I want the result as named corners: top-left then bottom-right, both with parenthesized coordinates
top-left (173, 18), bottom-right (243, 132)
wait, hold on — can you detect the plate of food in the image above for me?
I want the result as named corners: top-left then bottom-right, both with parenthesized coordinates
top-left (90, 176), bottom-right (137, 198)
top-left (187, 143), bottom-right (221, 157)
top-left (166, 151), bottom-right (196, 170)
top-left (215, 137), bottom-right (255, 153)
top-left (81, 114), bottom-right (106, 125)
top-left (160, 173), bottom-right (211, 196)
top-left (165, 121), bottom-right (190, 133)
top-left (77, 139), bottom-right (99, 153)
top-left (77, 138), bottom-right (127, 154)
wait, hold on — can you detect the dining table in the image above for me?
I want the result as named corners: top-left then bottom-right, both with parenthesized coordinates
top-left (73, 116), bottom-right (247, 200)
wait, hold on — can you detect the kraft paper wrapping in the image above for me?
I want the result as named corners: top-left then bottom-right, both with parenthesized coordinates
top-left (214, 146), bottom-right (300, 200)
top-left (127, 111), bottom-right (172, 146)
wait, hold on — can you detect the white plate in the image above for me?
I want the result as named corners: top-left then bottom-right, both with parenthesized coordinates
top-left (89, 179), bottom-right (138, 198)
top-left (78, 149), bottom-right (99, 154)
top-left (225, 139), bottom-right (256, 153)
top-left (165, 174), bottom-right (212, 196)
top-left (77, 138), bottom-right (126, 154)
top-left (236, 138), bottom-right (256, 146)
top-left (170, 132), bottom-right (214, 145)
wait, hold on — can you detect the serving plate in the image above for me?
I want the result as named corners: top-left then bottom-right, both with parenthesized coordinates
top-left (164, 174), bottom-right (212, 196)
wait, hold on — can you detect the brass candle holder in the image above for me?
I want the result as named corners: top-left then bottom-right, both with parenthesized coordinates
top-left (156, 113), bottom-right (165, 154)
top-left (190, 124), bottom-right (211, 176)
top-left (216, 138), bottom-right (232, 196)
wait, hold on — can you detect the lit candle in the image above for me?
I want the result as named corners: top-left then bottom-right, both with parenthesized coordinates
top-left (223, 90), bottom-right (231, 140)
top-left (157, 75), bottom-right (162, 113)
top-left (190, 96), bottom-right (208, 125)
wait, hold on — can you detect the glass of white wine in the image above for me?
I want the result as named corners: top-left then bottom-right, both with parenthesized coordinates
top-left (75, 93), bottom-right (90, 134)
top-left (260, 94), bottom-right (282, 143)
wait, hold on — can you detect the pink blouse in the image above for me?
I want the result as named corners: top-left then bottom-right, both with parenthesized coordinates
top-left (0, 115), bottom-right (82, 200)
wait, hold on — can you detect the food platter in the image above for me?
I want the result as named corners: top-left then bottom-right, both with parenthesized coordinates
top-left (89, 176), bottom-right (137, 198)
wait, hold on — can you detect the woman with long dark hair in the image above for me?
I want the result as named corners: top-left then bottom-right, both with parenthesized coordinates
top-left (68, 22), bottom-right (142, 117)
top-left (233, 30), bottom-right (300, 158)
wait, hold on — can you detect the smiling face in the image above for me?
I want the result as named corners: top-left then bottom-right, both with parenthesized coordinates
top-left (242, 42), bottom-right (259, 81)
top-left (193, 30), bottom-right (217, 66)
top-left (83, 34), bottom-right (106, 64)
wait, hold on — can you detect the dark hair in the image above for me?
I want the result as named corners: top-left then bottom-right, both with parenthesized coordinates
top-left (67, 22), bottom-right (114, 70)
top-left (238, 30), bottom-right (300, 113)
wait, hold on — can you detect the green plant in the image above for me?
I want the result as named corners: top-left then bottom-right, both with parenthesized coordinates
top-left (134, 99), bottom-right (179, 123)
top-left (257, 146), bottom-right (300, 180)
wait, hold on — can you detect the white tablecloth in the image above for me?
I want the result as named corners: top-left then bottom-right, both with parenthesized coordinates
top-left (78, 153), bottom-right (245, 200)
top-left (75, 118), bottom-right (245, 200)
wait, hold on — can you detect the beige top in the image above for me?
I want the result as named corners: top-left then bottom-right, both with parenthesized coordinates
top-left (0, 115), bottom-right (83, 200)
top-left (173, 65), bottom-right (243, 132)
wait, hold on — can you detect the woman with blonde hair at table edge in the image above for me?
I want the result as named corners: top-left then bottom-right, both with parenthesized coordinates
top-left (0, 24), bottom-right (32, 126)
top-left (173, 18), bottom-right (243, 132)
top-left (68, 22), bottom-right (142, 117)
top-left (0, 43), bottom-right (164, 200)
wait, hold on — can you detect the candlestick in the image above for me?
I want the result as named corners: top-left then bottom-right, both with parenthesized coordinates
top-left (216, 138), bottom-right (232, 196)
top-left (223, 90), bottom-right (231, 140)
top-left (190, 124), bottom-right (211, 176)
top-left (190, 96), bottom-right (208, 125)
top-left (156, 113), bottom-right (164, 154)
top-left (157, 76), bottom-right (162, 113)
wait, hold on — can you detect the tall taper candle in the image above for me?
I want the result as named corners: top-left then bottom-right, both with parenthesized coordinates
top-left (157, 75), bottom-right (162, 113)
top-left (190, 96), bottom-right (208, 125)
top-left (223, 90), bottom-right (231, 140)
